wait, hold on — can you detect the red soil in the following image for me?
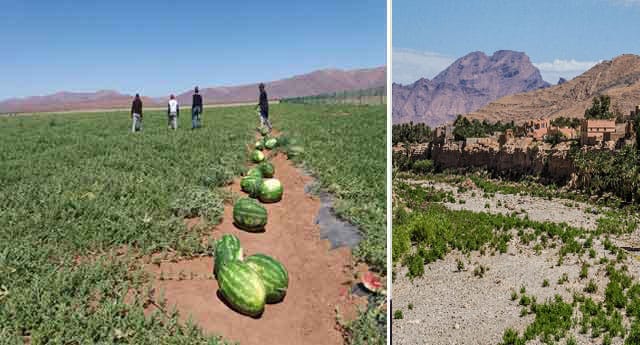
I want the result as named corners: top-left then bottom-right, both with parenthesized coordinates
top-left (144, 151), bottom-right (365, 345)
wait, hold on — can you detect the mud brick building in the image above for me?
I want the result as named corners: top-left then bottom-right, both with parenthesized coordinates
top-left (580, 119), bottom-right (616, 146)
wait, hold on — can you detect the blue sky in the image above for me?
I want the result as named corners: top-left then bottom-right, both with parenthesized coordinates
top-left (393, 0), bottom-right (640, 84)
top-left (0, 0), bottom-right (386, 100)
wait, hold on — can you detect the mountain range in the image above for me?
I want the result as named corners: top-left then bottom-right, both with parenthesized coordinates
top-left (0, 67), bottom-right (386, 114)
top-left (392, 50), bottom-right (550, 126)
top-left (466, 54), bottom-right (640, 124)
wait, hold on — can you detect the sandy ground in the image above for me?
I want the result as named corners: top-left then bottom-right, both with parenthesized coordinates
top-left (143, 149), bottom-right (365, 345)
top-left (393, 179), bottom-right (640, 345)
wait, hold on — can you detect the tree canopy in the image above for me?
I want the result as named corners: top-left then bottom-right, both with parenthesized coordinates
top-left (584, 95), bottom-right (614, 120)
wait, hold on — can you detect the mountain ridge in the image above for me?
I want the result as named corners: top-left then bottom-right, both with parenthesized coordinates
top-left (0, 66), bottom-right (385, 113)
top-left (465, 54), bottom-right (640, 124)
top-left (392, 50), bottom-right (549, 126)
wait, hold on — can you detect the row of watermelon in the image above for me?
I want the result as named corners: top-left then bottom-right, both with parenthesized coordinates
top-left (233, 130), bottom-right (284, 232)
top-left (214, 234), bottom-right (289, 317)
top-left (215, 127), bottom-right (289, 317)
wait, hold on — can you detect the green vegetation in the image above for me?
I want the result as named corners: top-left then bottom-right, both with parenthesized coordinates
top-left (341, 294), bottom-right (386, 345)
top-left (558, 273), bottom-right (569, 285)
top-left (277, 104), bottom-right (386, 271)
top-left (0, 107), bottom-right (254, 343)
top-left (280, 86), bottom-right (386, 106)
top-left (584, 95), bottom-right (614, 120)
top-left (392, 182), bottom-right (598, 278)
top-left (572, 145), bottom-right (640, 203)
top-left (0, 103), bottom-right (386, 344)
top-left (550, 116), bottom-right (581, 129)
top-left (452, 115), bottom-right (516, 140)
top-left (524, 295), bottom-right (573, 343)
top-left (392, 122), bottom-right (432, 145)
top-left (275, 103), bottom-right (386, 345)
top-left (410, 159), bottom-right (435, 174)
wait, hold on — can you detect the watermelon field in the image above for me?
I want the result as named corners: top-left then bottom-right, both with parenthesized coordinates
top-left (0, 103), bottom-right (386, 344)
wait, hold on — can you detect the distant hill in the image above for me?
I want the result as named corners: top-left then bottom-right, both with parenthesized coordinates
top-left (466, 54), bottom-right (640, 124)
top-left (392, 50), bottom-right (549, 126)
top-left (0, 66), bottom-right (386, 114)
top-left (0, 90), bottom-right (156, 114)
top-left (176, 67), bottom-right (386, 106)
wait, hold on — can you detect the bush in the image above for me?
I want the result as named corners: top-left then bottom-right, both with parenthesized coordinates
top-left (411, 159), bottom-right (434, 174)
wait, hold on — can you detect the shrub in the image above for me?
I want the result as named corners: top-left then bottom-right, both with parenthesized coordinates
top-left (412, 159), bottom-right (434, 174)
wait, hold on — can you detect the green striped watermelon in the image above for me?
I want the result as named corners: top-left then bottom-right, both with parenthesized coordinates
top-left (245, 254), bottom-right (289, 303)
top-left (246, 167), bottom-right (263, 178)
top-left (258, 162), bottom-right (275, 178)
top-left (264, 137), bottom-right (278, 149)
top-left (233, 198), bottom-right (267, 231)
top-left (255, 140), bottom-right (265, 150)
top-left (217, 260), bottom-right (266, 317)
top-left (251, 150), bottom-right (265, 163)
top-left (213, 234), bottom-right (243, 278)
top-left (286, 145), bottom-right (304, 159)
top-left (240, 175), bottom-right (263, 198)
top-left (259, 178), bottom-right (283, 203)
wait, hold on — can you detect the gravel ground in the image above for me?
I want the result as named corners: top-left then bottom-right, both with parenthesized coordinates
top-left (393, 180), bottom-right (640, 345)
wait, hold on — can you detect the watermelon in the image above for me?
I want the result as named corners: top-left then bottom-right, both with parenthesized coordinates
top-left (251, 150), bottom-right (265, 163)
top-left (246, 167), bottom-right (263, 178)
top-left (361, 271), bottom-right (383, 293)
top-left (213, 234), bottom-right (243, 278)
top-left (255, 140), bottom-right (265, 150)
top-left (258, 162), bottom-right (275, 178)
top-left (259, 178), bottom-right (283, 203)
top-left (217, 260), bottom-right (266, 317)
top-left (240, 175), bottom-right (263, 198)
top-left (264, 137), bottom-right (278, 149)
top-left (233, 198), bottom-right (268, 231)
top-left (245, 254), bottom-right (289, 303)
top-left (286, 145), bottom-right (304, 159)
top-left (260, 127), bottom-right (270, 136)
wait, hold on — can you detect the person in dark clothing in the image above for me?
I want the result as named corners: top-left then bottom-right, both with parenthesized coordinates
top-left (131, 94), bottom-right (143, 132)
top-left (191, 87), bottom-right (203, 129)
top-left (257, 83), bottom-right (272, 131)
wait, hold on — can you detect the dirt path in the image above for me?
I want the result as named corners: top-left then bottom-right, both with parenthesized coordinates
top-left (144, 145), bottom-right (362, 345)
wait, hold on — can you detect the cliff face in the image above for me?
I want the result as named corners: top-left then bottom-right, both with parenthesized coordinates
top-left (467, 54), bottom-right (640, 124)
top-left (392, 50), bottom-right (549, 126)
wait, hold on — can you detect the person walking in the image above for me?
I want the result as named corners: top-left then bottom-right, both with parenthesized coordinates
top-left (131, 94), bottom-right (143, 132)
top-left (257, 83), bottom-right (272, 131)
top-left (191, 87), bottom-right (203, 129)
top-left (167, 94), bottom-right (179, 130)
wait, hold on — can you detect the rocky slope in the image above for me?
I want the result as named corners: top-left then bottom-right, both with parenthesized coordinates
top-left (466, 54), bottom-right (640, 124)
top-left (392, 50), bottom-right (549, 126)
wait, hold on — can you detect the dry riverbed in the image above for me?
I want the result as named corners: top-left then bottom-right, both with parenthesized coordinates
top-left (393, 179), bottom-right (640, 345)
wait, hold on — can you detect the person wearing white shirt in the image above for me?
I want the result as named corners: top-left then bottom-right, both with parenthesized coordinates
top-left (167, 94), bottom-right (179, 130)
